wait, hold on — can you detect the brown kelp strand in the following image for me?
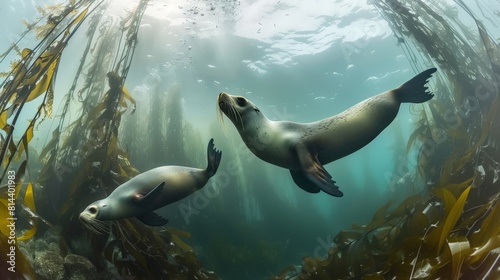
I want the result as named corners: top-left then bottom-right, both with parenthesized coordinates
top-left (274, 1), bottom-right (500, 279)
top-left (0, 0), bottom-right (218, 279)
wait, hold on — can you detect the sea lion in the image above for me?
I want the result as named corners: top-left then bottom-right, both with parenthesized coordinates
top-left (79, 138), bottom-right (222, 233)
top-left (217, 68), bottom-right (437, 197)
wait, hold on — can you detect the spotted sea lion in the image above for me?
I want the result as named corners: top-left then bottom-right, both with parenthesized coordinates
top-left (79, 139), bottom-right (222, 233)
top-left (217, 68), bottom-right (437, 197)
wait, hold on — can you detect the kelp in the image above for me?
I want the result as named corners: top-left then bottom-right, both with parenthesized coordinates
top-left (273, 178), bottom-right (498, 279)
top-left (0, 1), bottom-right (100, 177)
top-left (275, 0), bottom-right (500, 279)
top-left (0, 1), bottom-right (101, 256)
top-left (42, 1), bottom-right (214, 277)
top-left (0, 3), bottom-right (104, 279)
top-left (0, 161), bottom-right (37, 241)
top-left (0, 0), bottom-right (217, 278)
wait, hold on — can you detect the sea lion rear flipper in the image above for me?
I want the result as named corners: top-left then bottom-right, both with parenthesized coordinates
top-left (295, 144), bottom-right (343, 197)
top-left (135, 182), bottom-right (165, 205)
top-left (289, 170), bottom-right (320, 193)
top-left (396, 68), bottom-right (437, 103)
top-left (206, 138), bottom-right (222, 177)
top-left (137, 212), bottom-right (169, 226)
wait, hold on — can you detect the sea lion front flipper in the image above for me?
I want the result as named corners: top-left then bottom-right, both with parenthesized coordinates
top-left (294, 144), bottom-right (344, 197)
top-left (137, 212), bottom-right (169, 226)
top-left (289, 170), bottom-right (320, 193)
top-left (134, 182), bottom-right (165, 205)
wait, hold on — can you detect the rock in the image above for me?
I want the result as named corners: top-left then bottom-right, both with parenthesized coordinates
top-left (63, 254), bottom-right (97, 280)
top-left (18, 239), bottom-right (35, 263)
top-left (44, 229), bottom-right (60, 244)
top-left (48, 242), bottom-right (60, 253)
top-left (33, 238), bottom-right (49, 252)
top-left (33, 251), bottom-right (66, 280)
top-left (33, 239), bottom-right (50, 260)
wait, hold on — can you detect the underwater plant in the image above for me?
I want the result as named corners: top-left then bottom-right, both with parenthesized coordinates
top-left (1, 0), bottom-right (218, 279)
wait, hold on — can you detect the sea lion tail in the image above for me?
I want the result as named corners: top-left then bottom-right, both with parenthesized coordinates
top-left (395, 67), bottom-right (437, 103)
top-left (206, 138), bottom-right (222, 177)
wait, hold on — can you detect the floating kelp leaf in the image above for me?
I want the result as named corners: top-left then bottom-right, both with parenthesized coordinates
top-left (2, 134), bottom-right (17, 167)
top-left (446, 236), bottom-right (470, 279)
top-left (368, 200), bottom-right (392, 229)
top-left (302, 256), bottom-right (318, 273)
top-left (387, 193), bottom-right (422, 219)
top-left (38, 127), bottom-right (59, 161)
top-left (167, 227), bottom-right (192, 239)
top-left (0, 200), bottom-right (12, 237)
top-left (334, 230), bottom-right (363, 248)
top-left (14, 160), bottom-right (27, 195)
top-left (121, 239), bottom-right (152, 278)
top-left (434, 187), bottom-right (456, 214)
top-left (16, 121), bottom-right (34, 160)
top-left (0, 161), bottom-right (36, 242)
top-left (24, 55), bottom-right (58, 103)
top-left (471, 199), bottom-right (500, 247)
top-left (17, 183), bottom-right (38, 241)
top-left (443, 177), bottom-right (474, 198)
top-left (469, 235), bottom-right (500, 264)
top-left (7, 43), bottom-right (62, 106)
top-left (412, 257), bottom-right (432, 278)
top-left (65, 7), bottom-right (89, 36)
top-left (103, 239), bottom-right (120, 263)
top-left (406, 211), bottom-right (429, 236)
top-left (121, 86), bottom-right (136, 114)
top-left (170, 231), bottom-right (193, 252)
top-left (456, 200), bottom-right (491, 232)
top-left (406, 119), bottom-right (429, 153)
top-left (437, 186), bottom-right (471, 254)
top-left (0, 110), bottom-right (7, 128)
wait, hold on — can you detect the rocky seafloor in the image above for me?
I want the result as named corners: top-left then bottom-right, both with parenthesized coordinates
top-left (19, 230), bottom-right (122, 280)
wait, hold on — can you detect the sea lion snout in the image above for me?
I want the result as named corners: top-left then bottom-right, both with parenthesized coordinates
top-left (79, 202), bottom-right (112, 234)
top-left (80, 204), bottom-right (99, 221)
top-left (218, 92), bottom-right (230, 109)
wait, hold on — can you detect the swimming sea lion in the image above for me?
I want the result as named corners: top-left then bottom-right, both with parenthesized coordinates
top-left (217, 68), bottom-right (437, 197)
top-left (79, 139), bottom-right (222, 233)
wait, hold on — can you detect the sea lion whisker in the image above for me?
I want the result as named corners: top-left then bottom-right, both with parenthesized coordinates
top-left (85, 221), bottom-right (106, 234)
top-left (217, 99), bottom-right (229, 136)
top-left (81, 216), bottom-right (110, 235)
top-left (228, 99), bottom-right (245, 130)
top-left (82, 221), bottom-right (101, 234)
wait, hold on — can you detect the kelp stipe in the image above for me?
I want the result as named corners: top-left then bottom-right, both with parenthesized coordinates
top-left (0, 1), bottom-right (101, 278)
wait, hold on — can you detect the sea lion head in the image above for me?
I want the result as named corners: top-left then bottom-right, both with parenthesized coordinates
top-left (217, 92), bottom-right (262, 130)
top-left (79, 198), bottom-right (115, 234)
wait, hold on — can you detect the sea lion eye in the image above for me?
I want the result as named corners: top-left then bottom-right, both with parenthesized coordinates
top-left (88, 206), bottom-right (98, 214)
top-left (236, 97), bottom-right (247, 106)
